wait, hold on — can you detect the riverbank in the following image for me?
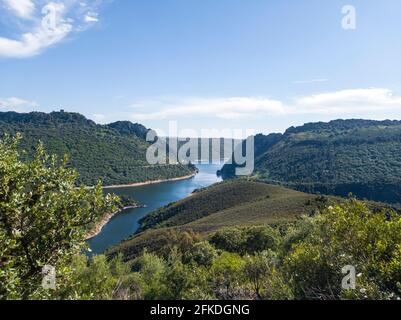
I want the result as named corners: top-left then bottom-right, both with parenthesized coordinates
top-left (102, 172), bottom-right (197, 189)
top-left (85, 205), bottom-right (140, 240)
top-left (87, 163), bottom-right (222, 254)
top-left (86, 172), bottom-right (198, 240)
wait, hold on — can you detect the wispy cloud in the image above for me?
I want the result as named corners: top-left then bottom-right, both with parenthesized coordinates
top-left (128, 88), bottom-right (401, 121)
top-left (294, 88), bottom-right (401, 114)
top-left (0, 96), bottom-right (38, 111)
top-left (0, 0), bottom-right (103, 58)
top-left (2, 0), bottom-right (35, 19)
top-left (292, 78), bottom-right (329, 85)
top-left (92, 113), bottom-right (106, 123)
top-left (130, 97), bottom-right (284, 121)
top-left (3, 88), bottom-right (400, 126)
top-left (84, 12), bottom-right (98, 22)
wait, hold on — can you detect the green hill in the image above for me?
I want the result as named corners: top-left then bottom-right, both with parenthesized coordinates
top-left (108, 180), bottom-right (335, 260)
top-left (219, 119), bottom-right (401, 204)
top-left (0, 111), bottom-right (195, 186)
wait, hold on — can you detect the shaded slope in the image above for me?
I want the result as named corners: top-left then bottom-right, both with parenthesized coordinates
top-left (0, 111), bottom-right (195, 186)
top-left (220, 119), bottom-right (401, 204)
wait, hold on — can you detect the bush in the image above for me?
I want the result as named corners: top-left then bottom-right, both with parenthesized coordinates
top-left (184, 241), bottom-right (218, 267)
top-left (0, 135), bottom-right (118, 299)
top-left (284, 200), bottom-right (401, 299)
top-left (210, 227), bottom-right (245, 253)
top-left (243, 226), bottom-right (280, 254)
top-left (210, 226), bottom-right (280, 255)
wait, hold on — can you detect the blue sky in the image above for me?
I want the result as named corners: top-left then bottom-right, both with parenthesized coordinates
top-left (1, 0), bottom-right (401, 137)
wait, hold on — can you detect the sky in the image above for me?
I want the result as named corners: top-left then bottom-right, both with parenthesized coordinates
top-left (1, 0), bottom-right (401, 137)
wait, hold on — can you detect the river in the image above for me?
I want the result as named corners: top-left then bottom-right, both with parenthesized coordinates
top-left (87, 163), bottom-right (222, 254)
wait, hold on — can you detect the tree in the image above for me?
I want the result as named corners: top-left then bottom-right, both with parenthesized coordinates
top-left (243, 226), bottom-right (280, 254)
top-left (58, 254), bottom-right (142, 300)
top-left (183, 241), bottom-right (218, 267)
top-left (0, 134), bottom-right (118, 299)
top-left (211, 252), bottom-right (245, 294)
top-left (134, 251), bottom-right (166, 299)
top-left (243, 252), bottom-right (273, 299)
top-left (161, 248), bottom-right (196, 300)
top-left (210, 227), bottom-right (245, 253)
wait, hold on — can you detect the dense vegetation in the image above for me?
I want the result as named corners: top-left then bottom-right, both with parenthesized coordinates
top-left (0, 111), bottom-right (195, 186)
top-left (92, 200), bottom-right (401, 300)
top-left (1, 136), bottom-right (400, 300)
top-left (138, 180), bottom-right (331, 232)
top-left (110, 180), bottom-right (331, 261)
top-left (109, 179), bottom-right (395, 263)
top-left (220, 119), bottom-right (401, 204)
top-left (0, 135), bottom-right (119, 299)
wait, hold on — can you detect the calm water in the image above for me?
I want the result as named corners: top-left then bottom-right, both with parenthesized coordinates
top-left (87, 163), bottom-right (222, 254)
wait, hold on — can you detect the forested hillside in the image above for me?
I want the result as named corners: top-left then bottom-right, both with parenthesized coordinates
top-left (0, 111), bottom-right (195, 186)
top-left (106, 179), bottom-right (400, 300)
top-left (109, 180), bottom-right (337, 261)
top-left (220, 119), bottom-right (401, 204)
top-left (2, 136), bottom-right (400, 300)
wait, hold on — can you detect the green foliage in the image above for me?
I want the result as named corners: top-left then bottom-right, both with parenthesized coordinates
top-left (221, 119), bottom-right (401, 204)
top-left (284, 199), bottom-right (401, 299)
top-left (133, 251), bottom-right (166, 299)
top-left (210, 227), bottom-right (245, 253)
top-left (58, 254), bottom-right (142, 300)
top-left (109, 228), bottom-right (201, 262)
top-left (110, 180), bottom-right (348, 264)
top-left (132, 248), bottom-right (207, 300)
top-left (0, 111), bottom-right (195, 186)
top-left (2, 125), bottom-right (401, 300)
top-left (137, 180), bottom-right (328, 236)
top-left (118, 195), bottom-right (140, 209)
top-left (4, 195), bottom-right (395, 300)
top-left (243, 226), bottom-right (280, 254)
top-left (110, 199), bottom-right (401, 300)
top-left (0, 135), bottom-right (118, 299)
top-left (243, 251), bottom-right (274, 299)
top-left (161, 249), bottom-right (198, 300)
top-left (211, 252), bottom-right (245, 290)
top-left (183, 241), bottom-right (218, 267)
top-left (210, 226), bottom-right (280, 255)
top-left (138, 180), bottom-right (278, 232)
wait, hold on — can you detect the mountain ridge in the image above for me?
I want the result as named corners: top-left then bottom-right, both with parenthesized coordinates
top-left (220, 118), bottom-right (401, 204)
top-left (0, 110), bottom-right (195, 186)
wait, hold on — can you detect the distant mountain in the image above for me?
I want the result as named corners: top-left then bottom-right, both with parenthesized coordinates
top-left (219, 119), bottom-right (401, 204)
top-left (0, 111), bottom-right (195, 186)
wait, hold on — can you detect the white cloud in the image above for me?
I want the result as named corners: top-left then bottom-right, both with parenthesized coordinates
top-left (84, 12), bottom-right (98, 22)
top-left (131, 97), bottom-right (285, 121)
top-left (0, 2), bottom-right (72, 58)
top-left (2, 0), bottom-right (35, 19)
top-left (129, 88), bottom-right (401, 121)
top-left (93, 113), bottom-right (106, 123)
top-left (294, 88), bottom-right (401, 115)
top-left (0, 1), bottom-right (103, 58)
top-left (0, 97), bottom-right (38, 111)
